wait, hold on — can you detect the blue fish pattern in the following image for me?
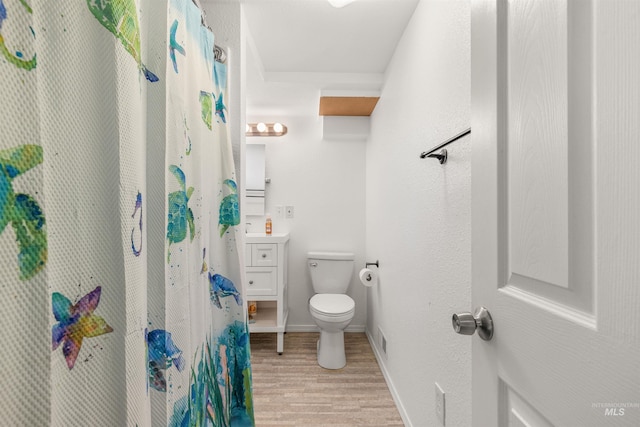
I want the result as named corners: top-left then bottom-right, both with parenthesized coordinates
top-left (208, 272), bottom-right (242, 309)
top-left (146, 328), bottom-right (185, 392)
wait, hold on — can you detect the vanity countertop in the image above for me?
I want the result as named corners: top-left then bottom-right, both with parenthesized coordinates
top-left (245, 232), bottom-right (290, 244)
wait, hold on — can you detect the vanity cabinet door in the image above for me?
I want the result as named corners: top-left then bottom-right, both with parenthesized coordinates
top-left (246, 267), bottom-right (277, 296)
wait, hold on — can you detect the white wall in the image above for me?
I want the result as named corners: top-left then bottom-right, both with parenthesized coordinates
top-left (246, 114), bottom-right (368, 331)
top-left (365, 1), bottom-right (471, 426)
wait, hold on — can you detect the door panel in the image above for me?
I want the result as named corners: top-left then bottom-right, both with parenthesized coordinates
top-left (500, 381), bottom-right (555, 427)
top-left (507, 0), bottom-right (570, 290)
top-left (501, 0), bottom-right (594, 312)
top-left (472, 0), bottom-right (640, 426)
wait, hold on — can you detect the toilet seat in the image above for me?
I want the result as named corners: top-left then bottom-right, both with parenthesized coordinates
top-left (310, 294), bottom-right (355, 318)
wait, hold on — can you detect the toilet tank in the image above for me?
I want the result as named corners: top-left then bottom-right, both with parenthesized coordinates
top-left (307, 252), bottom-right (355, 294)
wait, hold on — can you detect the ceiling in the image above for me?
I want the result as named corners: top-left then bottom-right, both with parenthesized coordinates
top-left (242, 0), bottom-right (419, 116)
top-left (243, 0), bottom-right (419, 74)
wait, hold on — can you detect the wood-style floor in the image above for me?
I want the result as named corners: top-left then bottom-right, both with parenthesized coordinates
top-left (249, 332), bottom-right (404, 426)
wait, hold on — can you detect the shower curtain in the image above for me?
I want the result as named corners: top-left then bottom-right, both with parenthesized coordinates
top-left (0, 1), bottom-right (253, 426)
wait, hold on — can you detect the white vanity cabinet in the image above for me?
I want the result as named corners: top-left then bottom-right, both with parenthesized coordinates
top-left (245, 233), bottom-right (289, 354)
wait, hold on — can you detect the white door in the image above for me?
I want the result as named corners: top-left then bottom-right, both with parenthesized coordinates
top-left (470, 0), bottom-right (640, 426)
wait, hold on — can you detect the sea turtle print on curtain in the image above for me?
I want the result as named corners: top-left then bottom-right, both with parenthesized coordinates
top-left (163, 1), bottom-right (254, 426)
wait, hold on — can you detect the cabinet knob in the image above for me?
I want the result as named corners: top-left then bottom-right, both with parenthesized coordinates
top-left (261, 253), bottom-right (267, 258)
top-left (249, 280), bottom-right (254, 285)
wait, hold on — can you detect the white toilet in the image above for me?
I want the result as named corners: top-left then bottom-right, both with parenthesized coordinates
top-left (308, 251), bottom-right (355, 369)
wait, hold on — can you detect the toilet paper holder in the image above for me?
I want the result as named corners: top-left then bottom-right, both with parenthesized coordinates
top-left (361, 261), bottom-right (379, 284)
top-left (365, 260), bottom-right (379, 269)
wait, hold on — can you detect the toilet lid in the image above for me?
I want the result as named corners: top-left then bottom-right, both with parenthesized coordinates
top-left (310, 294), bottom-right (355, 315)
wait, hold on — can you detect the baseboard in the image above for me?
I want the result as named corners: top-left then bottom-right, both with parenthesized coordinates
top-left (366, 329), bottom-right (412, 427)
top-left (285, 324), bottom-right (366, 333)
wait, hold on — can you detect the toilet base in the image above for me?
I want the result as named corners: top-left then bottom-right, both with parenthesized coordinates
top-left (317, 330), bottom-right (346, 369)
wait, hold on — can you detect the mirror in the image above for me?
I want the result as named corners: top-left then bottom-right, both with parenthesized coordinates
top-left (245, 143), bottom-right (265, 216)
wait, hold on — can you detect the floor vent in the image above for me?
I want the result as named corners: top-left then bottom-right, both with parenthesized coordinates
top-left (378, 326), bottom-right (388, 358)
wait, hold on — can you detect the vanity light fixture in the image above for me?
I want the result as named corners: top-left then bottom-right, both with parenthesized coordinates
top-left (246, 122), bottom-right (288, 137)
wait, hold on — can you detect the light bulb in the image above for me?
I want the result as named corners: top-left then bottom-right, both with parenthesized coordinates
top-left (273, 123), bottom-right (283, 133)
top-left (245, 124), bottom-right (250, 133)
top-left (257, 122), bottom-right (267, 132)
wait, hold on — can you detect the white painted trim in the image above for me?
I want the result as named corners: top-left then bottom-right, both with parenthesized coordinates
top-left (285, 324), bottom-right (366, 333)
top-left (264, 71), bottom-right (384, 89)
top-left (320, 89), bottom-right (381, 98)
top-left (366, 329), bottom-right (412, 427)
top-left (285, 325), bottom-right (319, 333)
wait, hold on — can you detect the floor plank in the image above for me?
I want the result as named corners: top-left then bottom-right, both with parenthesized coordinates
top-left (250, 332), bottom-right (404, 426)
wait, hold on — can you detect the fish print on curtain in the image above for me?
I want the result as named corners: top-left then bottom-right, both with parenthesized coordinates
top-left (161, 1), bottom-right (254, 426)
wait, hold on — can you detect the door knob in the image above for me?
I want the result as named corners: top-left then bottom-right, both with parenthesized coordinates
top-left (452, 307), bottom-right (493, 341)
